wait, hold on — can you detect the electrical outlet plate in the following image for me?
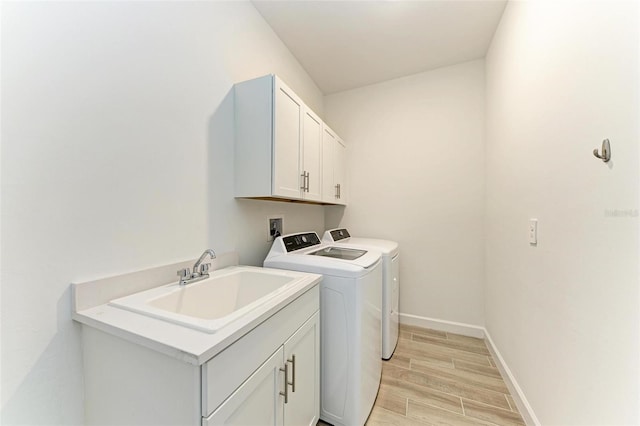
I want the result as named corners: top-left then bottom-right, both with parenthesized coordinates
top-left (268, 216), bottom-right (284, 242)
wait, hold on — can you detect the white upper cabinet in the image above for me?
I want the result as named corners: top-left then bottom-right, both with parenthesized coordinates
top-left (301, 108), bottom-right (323, 202)
top-left (235, 75), bottom-right (343, 205)
top-left (234, 75), bottom-right (346, 204)
top-left (334, 136), bottom-right (347, 204)
top-left (273, 80), bottom-right (304, 199)
top-left (322, 125), bottom-right (347, 205)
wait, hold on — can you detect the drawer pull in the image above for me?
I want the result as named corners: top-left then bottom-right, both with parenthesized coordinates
top-left (300, 172), bottom-right (310, 192)
top-left (279, 365), bottom-right (289, 403)
top-left (287, 355), bottom-right (296, 392)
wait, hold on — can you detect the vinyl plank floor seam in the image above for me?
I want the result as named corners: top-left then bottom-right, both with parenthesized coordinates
top-left (383, 363), bottom-right (509, 408)
top-left (461, 398), bottom-right (527, 426)
top-left (406, 397), bottom-right (477, 421)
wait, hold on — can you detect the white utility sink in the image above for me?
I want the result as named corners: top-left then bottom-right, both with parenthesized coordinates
top-left (109, 266), bottom-right (310, 333)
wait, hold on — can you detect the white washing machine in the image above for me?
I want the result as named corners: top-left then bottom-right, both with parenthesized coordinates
top-left (323, 228), bottom-right (400, 360)
top-left (264, 232), bottom-right (382, 426)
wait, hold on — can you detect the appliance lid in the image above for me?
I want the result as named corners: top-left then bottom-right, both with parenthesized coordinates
top-left (346, 238), bottom-right (399, 257)
top-left (308, 246), bottom-right (367, 260)
top-left (323, 229), bottom-right (399, 256)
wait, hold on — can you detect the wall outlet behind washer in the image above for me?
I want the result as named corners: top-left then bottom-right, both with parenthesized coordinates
top-left (268, 216), bottom-right (284, 242)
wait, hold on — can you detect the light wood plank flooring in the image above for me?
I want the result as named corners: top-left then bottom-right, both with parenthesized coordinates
top-left (319, 324), bottom-right (525, 426)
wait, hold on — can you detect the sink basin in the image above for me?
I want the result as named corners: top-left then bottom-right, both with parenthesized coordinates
top-left (109, 266), bottom-right (315, 333)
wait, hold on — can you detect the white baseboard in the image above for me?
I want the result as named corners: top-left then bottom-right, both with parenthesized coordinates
top-left (483, 330), bottom-right (541, 426)
top-left (399, 312), bottom-right (485, 338)
top-left (398, 312), bottom-right (539, 426)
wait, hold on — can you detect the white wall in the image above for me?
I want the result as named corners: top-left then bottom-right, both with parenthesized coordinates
top-left (485, 1), bottom-right (639, 424)
top-left (0, 2), bottom-right (325, 423)
top-left (324, 60), bottom-right (486, 327)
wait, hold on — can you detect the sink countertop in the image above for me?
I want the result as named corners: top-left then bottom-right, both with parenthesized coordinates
top-left (72, 254), bottom-right (322, 366)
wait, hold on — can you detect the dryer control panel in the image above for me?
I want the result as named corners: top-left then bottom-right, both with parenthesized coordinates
top-left (283, 232), bottom-right (321, 252)
top-left (329, 228), bottom-right (351, 241)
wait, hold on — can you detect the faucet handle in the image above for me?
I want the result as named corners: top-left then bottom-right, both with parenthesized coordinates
top-left (200, 263), bottom-right (210, 275)
top-left (177, 268), bottom-right (190, 280)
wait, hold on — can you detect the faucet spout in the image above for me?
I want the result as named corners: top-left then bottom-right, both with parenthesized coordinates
top-left (193, 249), bottom-right (216, 274)
top-left (178, 249), bottom-right (217, 286)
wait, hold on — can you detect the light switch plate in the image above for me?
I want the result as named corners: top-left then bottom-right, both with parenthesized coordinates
top-left (529, 219), bottom-right (538, 245)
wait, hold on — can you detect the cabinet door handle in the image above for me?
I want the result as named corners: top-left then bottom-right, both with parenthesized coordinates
top-left (300, 172), bottom-right (310, 192)
top-left (287, 355), bottom-right (296, 392)
top-left (279, 365), bottom-right (289, 403)
top-left (338, 183), bottom-right (341, 199)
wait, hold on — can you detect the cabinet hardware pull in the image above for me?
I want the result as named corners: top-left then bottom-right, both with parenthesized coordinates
top-left (279, 365), bottom-right (288, 403)
top-left (338, 183), bottom-right (341, 199)
top-left (300, 172), bottom-right (310, 192)
top-left (287, 355), bottom-right (296, 392)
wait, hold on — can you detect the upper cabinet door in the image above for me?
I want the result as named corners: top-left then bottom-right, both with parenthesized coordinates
top-left (273, 80), bottom-right (303, 199)
top-left (321, 127), bottom-right (337, 204)
top-left (321, 125), bottom-right (347, 205)
top-left (334, 137), bottom-right (347, 205)
top-left (302, 109), bottom-right (323, 202)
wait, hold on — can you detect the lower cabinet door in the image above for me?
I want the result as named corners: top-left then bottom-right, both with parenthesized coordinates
top-left (283, 312), bottom-right (320, 426)
top-left (204, 347), bottom-right (285, 426)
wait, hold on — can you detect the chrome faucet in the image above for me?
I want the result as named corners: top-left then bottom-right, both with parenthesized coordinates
top-left (177, 249), bottom-right (217, 286)
top-left (193, 249), bottom-right (216, 274)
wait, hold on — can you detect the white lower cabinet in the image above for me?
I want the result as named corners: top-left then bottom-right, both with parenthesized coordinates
top-left (204, 347), bottom-right (284, 426)
top-left (205, 312), bottom-right (319, 426)
top-left (283, 313), bottom-right (320, 426)
top-left (80, 285), bottom-right (319, 426)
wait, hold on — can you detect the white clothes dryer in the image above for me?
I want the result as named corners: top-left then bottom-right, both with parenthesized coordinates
top-left (323, 228), bottom-right (400, 360)
top-left (264, 232), bottom-right (382, 426)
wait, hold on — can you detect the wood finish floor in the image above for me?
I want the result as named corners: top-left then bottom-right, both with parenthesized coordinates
top-left (319, 324), bottom-right (526, 426)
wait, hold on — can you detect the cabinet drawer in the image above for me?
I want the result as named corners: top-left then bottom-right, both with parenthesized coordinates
top-left (201, 285), bottom-right (319, 417)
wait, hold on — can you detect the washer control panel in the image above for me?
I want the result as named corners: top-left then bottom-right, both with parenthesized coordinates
top-left (283, 232), bottom-right (321, 252)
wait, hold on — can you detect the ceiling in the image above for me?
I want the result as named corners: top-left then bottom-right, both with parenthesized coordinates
top-left (253, 0), bottom-right (507, 94)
